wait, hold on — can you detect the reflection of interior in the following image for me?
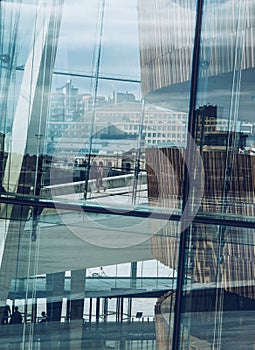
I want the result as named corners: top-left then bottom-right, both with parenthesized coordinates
top-left (137, 0), bottom-right (255, 347)
top-left (146, 105), bottom-right (255, 349)
top-left (0, 0), bottom-right (255, 349)
top-left (138, 0), bottom-right (255, 122)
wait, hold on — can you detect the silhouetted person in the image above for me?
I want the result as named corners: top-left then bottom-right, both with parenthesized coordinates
top-left (99, 266), bottom-right (106, 276)
top-left (10, 306), bottom-right (22, 324)
top-left (82, 159), bottom-right (88, 168)
top-left (105, 161), bottom-right (113, 177)
top-left (125, 162), bottom-right (131, 173)
top-left (39, 311), bottom-right (47, 323)
top-left (38, 311), bottom-right (48, 350)
top-left (90, 161), bottom-right (98, 180)
top-left (1, 304), bottom-right (11, 324)
top-left (96, 161), bottom-right (104, 192)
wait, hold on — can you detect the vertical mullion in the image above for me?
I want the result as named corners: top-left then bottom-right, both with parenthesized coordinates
top-left (171, 0), bottom-right (204, 349)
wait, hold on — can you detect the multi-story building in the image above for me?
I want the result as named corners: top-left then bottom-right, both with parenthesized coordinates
top-left (48, 96), bottom-right (188, 160)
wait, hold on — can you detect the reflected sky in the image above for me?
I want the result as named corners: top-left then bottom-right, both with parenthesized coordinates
top-left (54, 0), bottom-right (140, 97)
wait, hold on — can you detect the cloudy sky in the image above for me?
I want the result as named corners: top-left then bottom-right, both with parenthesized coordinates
top-left (53, 0), bottom-right (141, 98)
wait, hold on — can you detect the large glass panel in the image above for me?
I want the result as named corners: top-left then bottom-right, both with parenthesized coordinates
top-left (1, 0), bottom-right (255, 349)
top-left (194, 0), bottom-right (255, 224)
top-left (177, 1), bottom-right (255, 349)
top-left (179, 223), bottom-right (255, 349)
top-left (0, 0), bottom-right (187, 349)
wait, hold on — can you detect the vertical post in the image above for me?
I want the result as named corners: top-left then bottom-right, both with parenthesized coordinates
top-left (31, 299), bottom-right (37, 323)
top-left (130, 262), bottom-right (137, 289)
top-left (84, 0), bottom-right (105, 200)
top-left (66, 298), bottom-right (70, 322)
top-left (103, 298), bottom-right (108, 322)
top-left (116, 297), bottom-right (120, 322)
top-left (120, 297), bottom-right (124, 323)
top-left (171, 0), bottom-right (204, 349)
top-left (46, 272), bottom-right (65, 322)
top-left (127, 298), bottom-right (132, 322)
top-left (96, 298), bottom-right (100, 323)
top-left (199, 108), bottom-right (205, 154)
top-left (24, 302), bottom-right (28, 323)
top-left (69, 269), bottom-right (86, 350)
top-left (70, 270), bottom-right (85, 320)
top-left (89, 298), bottom-right (92, 323)
top-left (132, 100), bottom-right (145, 205)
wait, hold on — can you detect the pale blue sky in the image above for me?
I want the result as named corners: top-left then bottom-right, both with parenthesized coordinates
top-left (53, 0), bottom-right (141, 98)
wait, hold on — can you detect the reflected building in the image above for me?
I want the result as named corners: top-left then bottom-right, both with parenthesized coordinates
top-left (138, 0), bottom-right (255, 349)
top-left (48, 99), bottom-right (188, 160)
top-left (1, 0), bottom-right (255, 350)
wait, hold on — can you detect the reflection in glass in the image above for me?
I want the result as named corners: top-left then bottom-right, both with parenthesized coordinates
top-left (0, 0), bottom-right (255, 349)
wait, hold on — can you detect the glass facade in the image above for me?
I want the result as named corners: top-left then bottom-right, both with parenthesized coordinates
top-left (0, 0), bottom-right (255, 349)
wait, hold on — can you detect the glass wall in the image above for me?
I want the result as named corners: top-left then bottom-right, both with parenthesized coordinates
top-left (0, 0), bottom-right (255, 349)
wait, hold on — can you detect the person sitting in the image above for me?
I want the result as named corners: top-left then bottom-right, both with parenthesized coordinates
top-left (10, 306), bottom-right (22, 324)
top-left (39, 311), bottom-right (47, 323)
